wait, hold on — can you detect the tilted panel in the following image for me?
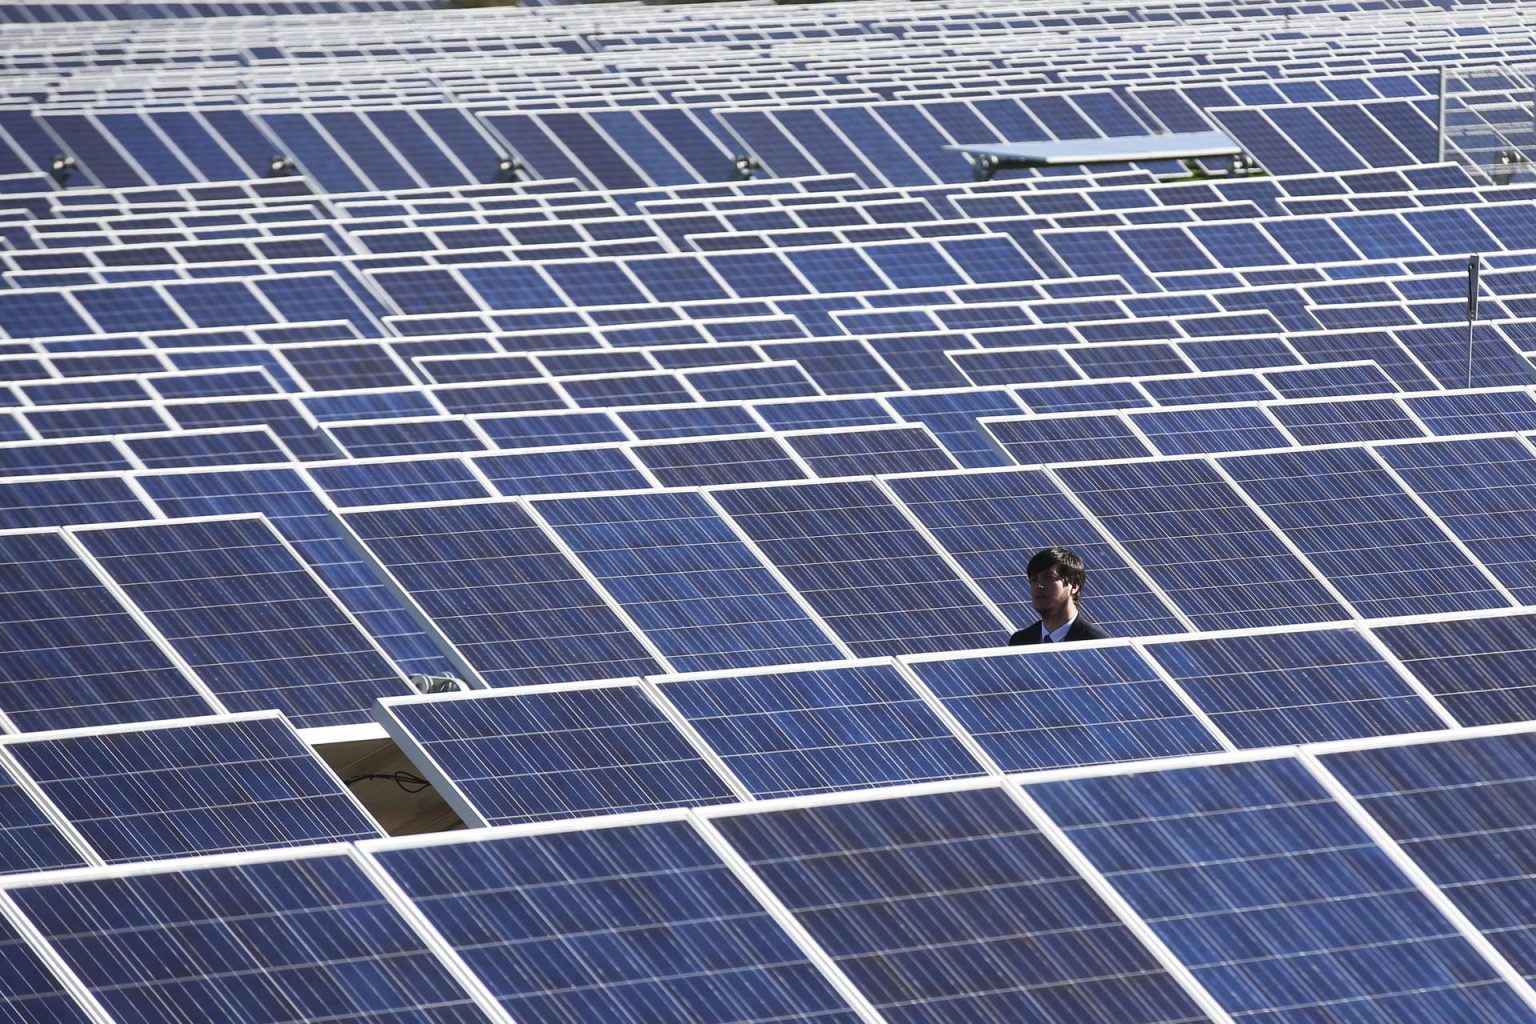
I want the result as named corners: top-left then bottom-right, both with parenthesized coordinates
top-left (533, 490), bottom-right (843, 673)
top-left (371, 821), bottom-right (866, 1024)
top-left (4, 715), bottom-right (380, 863)
top-left (710, 479), bottom-right (1007, 658)
top-left (907, 647), bottom-right (1222, 773)
top-left (71, 516), bottom-right (410, 729)
top-left (341, 501), bottom-right (662, 688)
top-left (1029, 757), bottom-right (1536, 1024)
top-left (375, 686), bottom-right (737, 826)
top-left (659, 662), bottom-right (984, 799)
top-left (712, 786), bottom-right (1213, 1024)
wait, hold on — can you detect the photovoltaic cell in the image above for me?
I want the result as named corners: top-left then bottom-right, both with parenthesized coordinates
top-left (711, 479), bottom-right (1007, 657)
top-left (5, 852), bottom-right (494, 1024)
top-left (4, 715), bottom-right (381, 863)
top-left (473, 447), bottom-right (654, 497)
top-left (1371, 613), bottom-right (1536, 726)
top-left (781, 425), bottom-right (960, 477)
top-left (1322, 731), bottom-right (1536, 983)
top-left (306, 458), bottom-right (491, 508)
top-left (907, 647), bottom-right (1221, 772)
top-left (70, 516), bottom-right (411, 729)
top-left (1029, 757), bottom-right (1536, 1024)
top-left (341, 501), bottom-right (663, 687)
top-left (1144, 628), bottom-right (1445, 748)
top-left (660, 662), bottom-right (983, 798)
top-left (372, 821), bottom-right (865, 1024)
top-left (882, 468), bottom-right (1185, 639)
top-left (376, 687), bottom-right (737, 825)
top-left (1220, 446), bottom-right (1508, 619)
top-left (1055, 459), bottom-right (1348, 631)
top-left (712, 786), bottom-right (1213, 1024)
top-left (533, 490), bottom-right (843, 672)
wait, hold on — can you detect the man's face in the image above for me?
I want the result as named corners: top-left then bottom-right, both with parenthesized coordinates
top-left (1030, 569), bottom-right (1079, 616)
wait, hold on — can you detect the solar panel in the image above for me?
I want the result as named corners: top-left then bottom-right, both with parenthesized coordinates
top-left (905, 645), bottom-right (1222, 772)
top-left (631, 435), bottom-right (807, 488)
top-left (657, 660), bottom-right (984, 798)
top-left (881, 467), bottom-right (1186, 638)
top-left (1371, 612), bottom-right (1536, 727)
top-left (340, 499), bottom-right (664, 687)
top-left (1144, 627), bottom-right (1449, 747)
top-left (69, 515), bottom-right (412, 728)
top-left (1320, 729), bottom-right (1536, 984)
top-left (983, 412), bottom-right (1152, 464)
top-left (0, 911), bottom-right (96, 1023)
top-left (709, 479), bottom-right (1008, 657)
top-left (1219, 446), bottom-right (1511, 619)
top-left (3, 713), bottom-right (382, 863)
top-left (1027, 756), bottom-right (1536, 1023)
top-left (1054, 458), bottom-right (1349, 631)
top-left (781, 424), bottom-right (961, 477)
top-left (531, 489), bottom-right (843, 672)
top-left (2, 849), bottom-right (498, 1024)
top-left (1127, 405), bottom-right (1291, 456)
top-left (369, 819), bottom-right (868, 1024)
top-left (306, 456), bottom-right (492, 508)
top-left (374, 684), bottom-right (740, 826)
top-left (710, 785), bottom-right (1216, 1024)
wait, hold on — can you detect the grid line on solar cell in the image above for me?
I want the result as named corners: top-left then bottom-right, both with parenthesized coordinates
top-left (374, 683), bottom-right (743, 827)
top-left (0, 907), bottom-right (99, 1024)
top-left (1028, 755), bottom-right (1536, 1024)
top-left (1, 848), bottom-right (502, 1024)
top-left (368, 817), bottom-right (872, 1024)
top-left (1370, 611), bottom-right (1536, 727)
top-left (708, 783), bottom-right (1216, 1024)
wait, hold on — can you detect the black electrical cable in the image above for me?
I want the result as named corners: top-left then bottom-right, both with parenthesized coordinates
top-left (344, 770), bottom-right (432, 794)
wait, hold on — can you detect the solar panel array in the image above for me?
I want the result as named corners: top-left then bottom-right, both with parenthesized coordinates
top-left (8, 0), bottom-right (1536, 1019)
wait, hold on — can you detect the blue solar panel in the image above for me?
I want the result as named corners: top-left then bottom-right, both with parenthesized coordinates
top-left (884, 390), bottom-right (1026, 468)
top-left (710, 479), bottom-right (1007, 657)
top-left (907, 646), bottom-right (1222, 771)
top-left (883, 468), bottom-right (1185, 639)
top-left (0, 529), bottom-right (215, 733)
top-left (533, 489), bottom-right (842, 672)
top-left (341, 500), bottom-right (662, 687)
top-left (660, 661), bottom-right (983, 798)
top-left (0, 475), bottom-right (152, 529)
top-left (1221, 446), bottom-right (1509, 619)
top-left (71, 515), bottom-right (411, 728)
top-left (984, 412), bottom-right (1152, 464)
top-left (1128, 406), bottom-right (1290, 456)
top-left (474, 409), bottom-right (626, 449)
top-left (712, 785), bottom-right (1214, 1024)
top-left (473, 446), bottom-right (653, 497)
top-left (6, 852), bottom-right (494, 1024)
top-left (1321, 730), bottom-right (1536, 984)
top-left (375, 686), bottom-right (738, 826)
top-left (781, 424), bottom-right (960, 477)
top-left (1055, 458), bottom-right (1348, 631)
top-left (1145, 628), bottom-right (1447, 747)
top-left (372, 819), bottom-right (866, 1024)
top-left (325, 417), bottom-right (489, 459)
top-left (135, 466), bottom-right (452, 681)
top-left (632, 435), bottom-right (807, 488)
top-left (6, 714), bottom-right (381, 862)
top-left (0, 912), bottom-right (95, 1022)
top-left (1029, 756), bottom-right (1536, 1024)
top-left (307, 457), bottom-right (492, 508)
top-left (1371, 612), bottom-right (1536, 727)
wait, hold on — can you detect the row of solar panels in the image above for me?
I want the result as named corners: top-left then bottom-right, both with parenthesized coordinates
top-left (0, 0), bottom-right (443, 22)
top-left (8, 721), bottom-right (1536, 1023)
top-left (7, 427), bottom-right (1536, 733)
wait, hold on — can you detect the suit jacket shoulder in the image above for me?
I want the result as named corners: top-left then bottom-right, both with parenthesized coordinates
top-left (1009, 616), bottom-right (1109, 646)
top-left (1008, 623), bottom-right (1043, 646)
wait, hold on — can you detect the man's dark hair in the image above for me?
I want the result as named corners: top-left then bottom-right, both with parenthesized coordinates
top-left (1026, 546), bottom-right (1086, 593)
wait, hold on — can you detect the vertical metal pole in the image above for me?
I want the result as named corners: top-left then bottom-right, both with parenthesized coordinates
top-left (1438, 67), bottom-right (1447, 164)
top-left (1467, 252), bottom-right (1481, 389)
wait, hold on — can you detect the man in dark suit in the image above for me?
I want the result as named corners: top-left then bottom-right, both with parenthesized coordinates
top-left (1008, 546), bottom-right (1109, 645)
